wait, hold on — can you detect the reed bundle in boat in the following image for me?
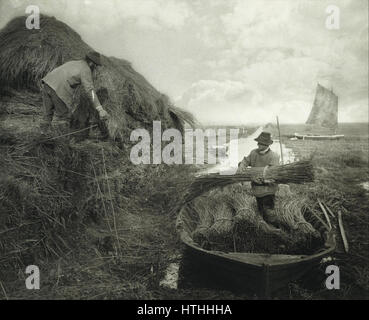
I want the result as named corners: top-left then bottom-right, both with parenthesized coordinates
top-left (228, 191), bottom-right (293, 253)
top-left (206, 193), bottom-right (235, 247)
top-left (189, 195), bottom-right (215, 246)
top-left (182, 181), bottom-right (324, 254)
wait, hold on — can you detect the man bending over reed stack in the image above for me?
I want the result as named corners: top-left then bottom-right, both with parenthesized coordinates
top-left (237, 132), bottom-right (280, 226)
top-left (40, 51), bottom-right (109, 134)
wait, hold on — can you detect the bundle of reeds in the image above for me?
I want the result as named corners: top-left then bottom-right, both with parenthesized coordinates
top-left (276, 184), bottom-right (292, 197)
top-left (274, 196), bottom-right (314, 233)
top-left (206, 193), bottom-right (235, 247)
top-left (185, 160), bottom-right (314, 203)
top-left (274, 195), bottom-right (322, 252)
top-left (189, 195), bottom-right (215, 247)
top-left (181, 181), bottom-right (326, 254)
top-left (227, 191), bottom-right (293, 253)
top-left (229, 184), bottom-right (323, 253)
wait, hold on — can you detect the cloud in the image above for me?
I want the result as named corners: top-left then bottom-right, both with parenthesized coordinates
top-left (176, 0), bottom-right (368, 123)
top-left (176, 78), bottom-right (315, 125)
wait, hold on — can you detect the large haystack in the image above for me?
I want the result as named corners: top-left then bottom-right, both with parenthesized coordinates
top-left (0, 15), bottom-right (195, 140)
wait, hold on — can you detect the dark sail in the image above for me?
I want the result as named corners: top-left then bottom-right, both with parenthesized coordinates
top-left (306, 84), bottom-right (338, 130)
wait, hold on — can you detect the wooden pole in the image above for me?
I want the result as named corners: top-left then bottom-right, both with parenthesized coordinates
top-left (318, 199), bottom-right (332, 230)
top-left (337, 210), bottom-right (349, 253)
top-left (276, 116), bottom-right (284, 164)
top-left (321, 200), bottom-right (336, 218)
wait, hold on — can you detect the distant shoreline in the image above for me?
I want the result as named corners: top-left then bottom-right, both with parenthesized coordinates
top-left (199, 122), bottom-right (368, 127)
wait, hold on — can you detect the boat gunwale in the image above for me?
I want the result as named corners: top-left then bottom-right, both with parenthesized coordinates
top-left (180, 229), bottom-right (335, 268)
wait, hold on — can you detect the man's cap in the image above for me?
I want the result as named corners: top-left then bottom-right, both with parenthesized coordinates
top-left (86, 51), bottom-right (102, 66)
top-left (255, 132), bottom-right (273, 145)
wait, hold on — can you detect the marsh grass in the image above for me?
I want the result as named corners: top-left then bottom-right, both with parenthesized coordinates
top-left (282, 137), bottom-right (369, 299)
top-left (0, 118), bottom-right (198, 299)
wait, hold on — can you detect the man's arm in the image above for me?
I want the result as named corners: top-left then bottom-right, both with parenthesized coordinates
top-left (237, 153), bottom-right (252, 173)
top-left (80, 67), bottom-right (109, 120)
top-left (244, 153), bottom-right (252, 167)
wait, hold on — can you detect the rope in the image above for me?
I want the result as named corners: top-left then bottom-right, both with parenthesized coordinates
top-left (42, 124), bottom-right (98, 142)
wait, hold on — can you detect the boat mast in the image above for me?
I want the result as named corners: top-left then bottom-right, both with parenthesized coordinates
top-left (276, 116), bottom-right (284, 165)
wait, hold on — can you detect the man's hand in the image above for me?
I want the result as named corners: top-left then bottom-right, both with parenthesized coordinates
top-left (96, 105), bottom-right (109, 121)
top-left (252, 177), bottom-right (275, 184)
top-left (252, 176), bottom-right (264, 184)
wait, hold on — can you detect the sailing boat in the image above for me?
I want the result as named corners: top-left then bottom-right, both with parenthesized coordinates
top-left (295, 84), bottom-right (344, 140)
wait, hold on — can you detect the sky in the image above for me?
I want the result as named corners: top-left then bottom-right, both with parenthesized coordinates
top-left (0, 0), bottom-right (368, 124)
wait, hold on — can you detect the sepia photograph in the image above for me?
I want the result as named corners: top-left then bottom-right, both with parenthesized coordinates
top-left (0, 0), bottom-right (368, 305)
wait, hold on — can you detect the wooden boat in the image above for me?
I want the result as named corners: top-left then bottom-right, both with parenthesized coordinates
top-left (294, 133), bottom-right (345, 140)
top-left (176, 203), bottom-right (336, 297)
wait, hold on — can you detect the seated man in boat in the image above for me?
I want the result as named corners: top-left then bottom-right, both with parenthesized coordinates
top-left (40, 51), bottom-right (109, 135)
top-left (237, 132), bottom-right (280, 226)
